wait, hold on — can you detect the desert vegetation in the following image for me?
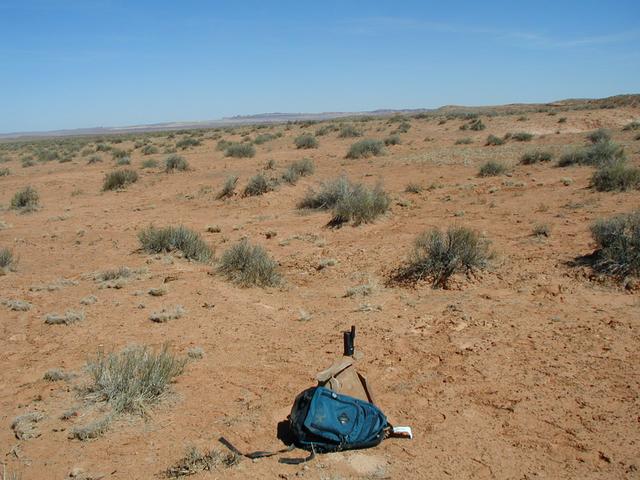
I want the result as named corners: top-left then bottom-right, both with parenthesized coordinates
top-left (217, 239), bottom-right (280, 287)
top-left (10, 186), bottom-right (39, 211)
top-left (103, 169), bottom-right (138, 190)
top-left (138, 225), bottom-right (213, 262)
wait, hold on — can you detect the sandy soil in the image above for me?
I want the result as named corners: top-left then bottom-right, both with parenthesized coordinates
top-left (1, 105), bottom-right (639, 480)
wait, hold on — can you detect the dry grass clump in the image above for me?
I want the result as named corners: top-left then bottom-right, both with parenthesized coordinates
top-left (394, 226), bottom-right (490, 288)
top-left (165, 446), bottom-right (240, 478)
top-left (82, 344), bottom-right (186, 415)
top-left (1, 298), bottom-right (31, 311)
top-left (217, 175), bottom-right (239, 199)
top-left (176, 137), bottom-right (201, 150)
top-left (243, 173), bottom-right (274, 197)
top-left (294, 134), bottom-right (318, 149)
top-left (11, 412), bottom-right (44, 439)
top-left (165, 154), bottom-right (189, 172)
top-left (225, 143), bottom-right (255, 158)
top-left (10, 186), bottom-right (39, 212)
top-left (455, 137), bottom-right (473, 145)
top-left (478, 160), bottom-right (507, 177)
top-left (558, 138), bottom-right (625, 167)
top-left (0, 167), bottom-right (11, 176)
top-left (217, 239), bottom-right (280, 287)
top-left (520, 150), bottom-right (553, 164)
top-left (149, 305), bottom-right (185, 323)
top-left (282, 158), bottom-right (315, 184)
top-left (622, 120), bottom-right (640, 131)
top-left (485, 134), bottom-right (505, 146)
top-left (44, 310), bottom-right (85, 325)
top-left (586, 128), bottom-right (610, 144)
top-left (138, 225), bottom-right (213, 263)
top-left (94, 266), bottom-right (147, 288)
top-left (590, 161), bottom-right (640, 192)
top-left (510, 132), bottom-right (534, 142)
top-left (141, 144), bottom-right (159, 155)
top-left (43, 368), bottom-right (71, 382)
top-left (69, 415), bottom-right (112, 441)
top-left (0, 248), bottom-right (16, 273)
top-left (590, 211), bottom-right (640, 277)
top-left (87, 154), bottom-right (103, 164)
top-left (346, 139), bottom-right (385, 159)
top-left (533, 223), bottom-right (551, 237)
top-left (103, 169), bottom-right (138, 191)
top-left (338, 124), bottom-right (362, 138)
top-left (384, 134), bottom-right (401, 146)
top-left (405, 183), bottom-right (423, 194)
top-left (141, 158), bottom-right (159, 169)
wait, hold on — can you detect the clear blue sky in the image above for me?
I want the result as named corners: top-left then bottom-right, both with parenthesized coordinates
top-left (1, 0), bottom-right (639, 133)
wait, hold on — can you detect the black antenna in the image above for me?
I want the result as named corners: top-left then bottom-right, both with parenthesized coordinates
top-left (343, 325), bottom-right (356, 356)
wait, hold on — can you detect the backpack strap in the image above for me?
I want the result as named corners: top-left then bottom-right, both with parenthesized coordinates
top-left (218, 436), bottom-right (295, 460)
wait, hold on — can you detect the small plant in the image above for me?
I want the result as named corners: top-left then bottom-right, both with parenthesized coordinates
top-left (533, 223), bottom-right (551, 237)
top-left (346, 139), bottom-right (385, 159)
top-left (282, 158), bottom-right (315, 184)
top-left (264, 159), bottom-right (276, 170)
top-left (338, 125), bottom-right (362, 138)
top-left (87, 154), bottom-right (103, 164)
top-left (587, 128), bottom-right (610, 144)
top-left (0, 247), bottom-right (16, 272)
top-left (330, 183), bottom-right (390, 226)
top-left (103, 169), bottom-right (138, 191)
top-left (111, 148), bottom-right (129, 161)
top-left (384, 134), bottom-right (401, 146)
top-left (485, 134), bottom-right (505, 146)
top-left (297, 176), bottom-right (352, 210)
top-left (10, 186), bottom-right (39, 211)
top-left (0, 168), bottom-right (9, 176)
top-left (225, 143), bottom-right (255, 158)
top-left (558, 140), bottom-right (625, 167)
top-left (294, 134), bottom-right (318, 149)
top-left (243, 173), bottom-right (273, 197)
top-left (44, 310), bottom-right (85, 325)
top-left (141, 159), bottom-right (159, 169)
top-left (217, 239), bottom-right (280, 287)
top-left (590, 161), bottom-right (640, 191)
top-left (165, 154), bottom-right (189, 172)
top-left (254, 133), bottom-right (278, 145)
top-left (21, 157), bottom-right (36, 168)
top-left (520, 150), bottom-right (553, 164)
top-left (138, 225), bottom-right (213, 263)
top-left (176, 137), bottom-right (201, 150)
top-left (395, 226), bottom-right (490, 288)
top-left (590, 211), bottom-right (640, 277)
top-left (622, 120), bottom-right (640, 131)
top-left (395, 121), bottom-right (411, 133)
top-left (217, 175), bottom-right (239, 199)
top-left (405, 183), bottom-right (423, 194)
top-left (479, 160), bottom-right (507, 177)
top-left (466, 119), bottom-right (485, 131)
top-left (83, 344), bottom-right (187, 415)
top-left (116, 156), bottom-right (131, 166)
top-left (165, 446), bottom-right (240, 478)
top-left (70, 416), bottom-right (112, 441)
top-left (455, 137), bottom-right (473, 145)
top-left (511, 132), bottom-right (533, 142)
top-left (141, 144), bottom-right (159, 155)
top-left (149, 305), bottom-right (185, 323)
top-left (558, 117), bottom-right (567, 124)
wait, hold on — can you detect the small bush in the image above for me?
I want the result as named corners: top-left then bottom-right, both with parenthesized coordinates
top-left (384, 134), bottom-right (401, 146)
top-left (405, 183), bottom-right (423, 194)
top-left (590, 211), bottom-right (640, 277)
top-left (511, 132), bottom-right (533, 142)
top-left (44, 310), bottom-right (85, 325)
top-left (0, 247), bottom-right (15, 271)
top-left (254, 133), bottom-right (277, 145)
top-left (138, 225), bottom-right (213, 263)
top-left (485, 134), bottom-right (505, 146)
top-left (327, 183), bottom-right (390, 226)
top-left (149, 305), bottom-right (185, 323)
top-left (395, 121), bottom-right (411, 133)
top-left (264, 159), bottom-right (276, 170)
top-left (116, 156), bottom-right (131, 166)
top-left (21, 157), bottom-right (36, 168)
top-left (10, 186), bottom-right (39, 211)
top-left (141, 144), bottom-right (159, 155)
top-left (87, 154), bottom-right (103, 164)
top-left (166, 446), bottom-right (239, 478)
top-left (455, 137), bottom-right (473, 145)
top-left (533, 223), bottom-right (551, 237)
top-left (176, 137), bottom-right (201, 150)
top-left (396, 226), bottom-right (490, 288)
top-left (316, 124), bottom-right (338, 136)
top-left (558, 140), bottom-right (625, 167)
top-left (0, 168), bottom-right (10, 176)
top-left (141, 159), bottom-right (158, 169)
top-left (83, 344), bottom-right (186, 415)
top-left (243, 173), bottom-right (273, 196)
top-left (111, 148), bottom-right (128, 160)
top-left (338, 125), bottom-right (362, 138)
top-left (103, 169), bottom-right (138, 191)
top-left (479, 160), bottom-right (507, 177)
top-left (297, 176), bottom-right (352, 210)
top-left (217, 175), bottom-right (239, 199)
top-left (165, 154), bottom-right (189, 172)
top-left (282, 158), bottom-right (315, 184)
top-left (463, 119), bottom-right (485, 131)
top-left (346, 139), bottom-right (385, 159)
top-left (558, 117), bottom-right (567, 124)
top-left (587, 128), bottom-right (610, 144)
top-left (591, 161), bottom-right (640, 191)
top-left (521, 150), bottom-right (553, 165)
top-left (217, 239), bottom-right (280, 287)
top-left (70, 416), bottom-right (112, 441)
top-left (294, 134), bottom-right (318, 149)
top-left (622, 120), bottom-right (640, 131)
top-left (225, 143), bottom-right (255, 158)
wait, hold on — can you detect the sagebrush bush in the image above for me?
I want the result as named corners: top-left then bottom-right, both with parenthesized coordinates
top-left (294, 134), bottom-right (318, 149)
top-left (0, 168), bottom-right (10, 176)
top-left (217, 175), bottom-right (239, 199)
top-left (316, 124), bottom-right (338, 136)
top-left (282, 158), bottom-right (315, 184)
top-left (397, 226), bottom-right (490, 287)
top-left (83, 344), bottom-right (186, 415)
top-left (511, 132), bottom-right (534, 142)
top-left (0, 247), bottom-right (15, 271)
top-left (111, 148), bottom-right (128, 160)
top-left (405, 183), bottom-right (423, 193)
top-left (587, 128), bottom-right (610, 144)
top-left (217, 239), bottom-right (280, 287)
top-left (521, 150), bottom-right (553, 164)
top-left (165, 154), bottom-right (189, 172)
top-left (485, 134), bottom-right (504, 146)
top-left (346, 139), bottom-right (385, 159)
top-left (10, 186), bottom-right (39, 211)
top-left (103, 169), bottom-right (138, 191)
top-left (455, 137), bottom-right (473, 145)
top-left (138, 225), bottom-right (213, 263)
top-left (590, 211), bottom-right (640, 277)
top-left (479, 160), bottom-right (507, 177)
top-left (590, 161), bottom-right (640, 191)
top-left (116, 156), bottom-right (131, 166)
top-left (225, 143), bottom-right (255, 158)
top-left (141, 159), bottom-right (158, 169)
top-left (141, 145), bottom-right (159, 155)
top-left (622, 120), bottom-right (640, 131)
top-left (558, 140), bottom-right (625, 167)
top-left (297, 176), bottom-right (352, 210)
top-left (176, 137), bottom-right (201, 150)
top-left (384, 134), bottom-right (401, 146)
top-left (461, 119), bottom-right (485, 131)
top-left (243, 173), bottom-right (274, 196)
top-left (330, 183), bottom-right (390, 226)
top-left (87, 154), bottom-right (103, 164)
top-left (338, 125), bottom-right (362, 138)
top-left (22, 157), bottom-right (36, 168)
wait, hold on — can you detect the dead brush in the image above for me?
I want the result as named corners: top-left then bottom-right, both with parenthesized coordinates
top-left (165, 446), bottom-right (240, 478)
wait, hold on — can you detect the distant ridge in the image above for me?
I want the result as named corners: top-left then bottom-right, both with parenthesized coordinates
top-left (2, 94), bottom-right (638, 140)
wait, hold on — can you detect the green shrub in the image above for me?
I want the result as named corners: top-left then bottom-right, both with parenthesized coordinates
top-left (591, 161), bottom-right (640, 191)
top-left (10, 186), bottom-right (39, 211)
top-left (330, 183), bottom-right (390, 226)
top-left (103, 169), bottom-right (138, 191)
top-left (396, 226), bottom-right (490, 288)
top-left (384, 134), bottom-right (401, 146)
top-left (83, 344), bottom-right (186, 415)
top-left (116, 156), bottom-right (131, 166)
top-left (138, 225), bottom-right (213, 263)
top-left (96, 143), bottom-right (111, 152)
top-left (520, 150), bottom-right (553, 164)
top-left (217, 175), bottom-right (238, 199)
top-left (346, 139), bottom-right (385, 159)
top-left (511, 132), bottom-right (534, 142)
top-left (217, 239), bottom-right (280, 287)
top-left (0, 168), bottom-right (10, 176)
top-left (21, 157), bottom-right (36, 168)
top-left (87, 154), bottom-right (103, 164)
top-left (254, 133), bottom-right (277, 145)
top-left (243, 173), bottom-right (273, 196)
top-left (558, 140), bottom-right (625, 167)
top-left (587, 128), bottom-right (610, 144)
top-left (225, 143), bottom-right (255, 158)
top-left (176, 137), bottom-right (201, 150)
top-left (455, 137), bottom-right (473, 145)
top-left (0, 247), bottom-right (15, 271)
top-left (316, 124), bottom-right (338, 136)
top-left (294, 134), bottom-right (318, 149)
top-left (395, 121), bottom-right (411, 133)
top-left (485, 134), bottom-right (504, 146)
top-left (479, 160), bottom-right (507, 176)
top-left (282, 158), bottom-right (315, 184)
top-left (165, 154), bottom-right (189, 172)
top-left (463, 119), bottom-right (485, 131)
top-left (141, 159), bottom-right (158, 169)
top-left (338, 125), bottom-right (362, 138)
top-left (590, 211), bottom-right (640, 277)
top-left (111, 148), bottom-right (129, 160)
top-left (141, 145), bottom-right (159, 155)
top-left (622, 120), bottom-right (640, 131)
top-left (297, 176), bottom-right (352, 210)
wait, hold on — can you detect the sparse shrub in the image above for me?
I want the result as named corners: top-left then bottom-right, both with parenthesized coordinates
top-left (396, 226), bottom-right (490, 288)
top-left (520, 150), bottom-right (553, 164)
top-left (253, 133), bottom-right (277, 145)
top-left (590, 211), bottom-right (640, 277)
top-left (243, 173), bottom-right (273, 196)
top-left (165, 446), bottom-right (240, 478)
top-left (1, 299), bottom-right (30, 310)
top-left (346, 139), bottom-right (385, 159)
top-left (384, 134), bottom-right (401, 146)
top-left (217, 175), bottom-right (239, 199)
top-left (138, 225), bottom-right (213, 263)
top-left (622, 120), bottom-right (640, 131)
top-left (83, 344), bottom-right (187, 414)
top-left (264, 159), bottom-right (276, 170)
top-left (176, 137), bottom-right (201, 150)
top-left (558, 140), bottom-right (625, 167)
top-left (87, 154), bottom-right (103, 164)
top-left (587, 128), bottom-right (610, 144)
top-left (294, 134), bottom-right (318, 149)
top-left (187, 347), bottom-right (204, 359)
top-left (0, 168), bottom-right (9, 176)
top-left (479, 160), bottom-right (507, 177)
top-left (455, 137), bottom-right (472, 145)
top-left (141, 159), bottom-right (158, 169)
top-left (11, 412), bottom-right (44, 440)
top-left (10, 186), bottom-right (39, 211)
top-left (44, 310), bottom-right (85, 325)
top-left (116, 156), bottom-right (131, 166)
top-left (111, 148), bottom-right (128, 160)
top-left (217, 239), bottom-right (280, 287)
top-left (225, 143), bottom-right (255, 158)
top-left (0, 247), bottom-right (16, 272)
top-left (165, 154), bottom-right (189, 172)
top-left (511, 132), bottom-right (533, 142)
top-left (316, 124), bottom-right (337, 136)
top-left (96, 143), bottom-right (111, 152)
top-left (44, 368), bottom-right (70, 382)
top-left (338, 125), bottom-right (362, 138)
top-left (326, 182), bottom-right (390, 226)
top-left (216, 139), bottom-right (232, 151)
top-left (533, 223), bottom-right (551, 237)
top-left (282, 158), bottom-right (315, 184)
top-left (21, 157), bottom-right (36, 168)
top-left (485, 134), bottom-right (504, 146)
top-left (558, 117), bottom-right (567, 124)
top-left (395, 121), bottom-right (411, 133)
top-left (461, 118), bottom-right (485, 131)
top-left (149, 305), bottom-right (185, 323)
top-left (141, 145), bottom-right (159, 155)
top-left (70, 415), bottom-right (112, 441)
top-left (297, 176), bottom-right (352, 210)
top-left (102, 169), bottom-right (138, 191)
top-left (405, 183), bottom-right (423, 194)
top-left (591, 161), bottom-right (640, 191)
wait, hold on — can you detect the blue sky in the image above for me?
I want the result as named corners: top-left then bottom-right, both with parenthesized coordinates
top-left (1, 0), bottom-right (639, 133)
